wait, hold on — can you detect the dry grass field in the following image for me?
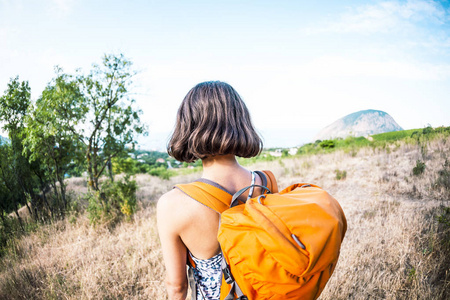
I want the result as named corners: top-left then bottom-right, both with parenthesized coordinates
top-left (0, 137), bottom-right (449, 299)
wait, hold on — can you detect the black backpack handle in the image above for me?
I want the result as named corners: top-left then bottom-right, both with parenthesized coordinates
top-left (230, 185), bottom-right (271, 208)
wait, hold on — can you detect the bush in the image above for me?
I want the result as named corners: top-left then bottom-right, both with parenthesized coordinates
top-left (116, 176), bottom-right (137, 218)
top-left (335, 169), bottom-right (347, 180)
top-left (413, 160), bottom-right (426, 176)
top-left (435, 159), bottom-right (450, 193)
top-left (320, 140), bottom-right (336, 149)
top-left (410, 131), bottom-right (420, 139)
top-left (87, 175), bottom-right (137, 225)
top-left (296, 143), bottom-right (316, 155)
top-left (422, 126), bottom-right (433, 135)
top-left (437, 206), bottom-right (450, 228)
top-left (149, 166), bottom-right (173, 180)
top-left (86, 193), bottom-right (102, 225)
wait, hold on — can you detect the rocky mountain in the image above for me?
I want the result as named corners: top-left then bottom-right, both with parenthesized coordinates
top-left (314, 109), bottom-right (403, 141)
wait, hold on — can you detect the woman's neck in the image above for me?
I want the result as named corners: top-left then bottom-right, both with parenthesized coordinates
top-left (201, 154), bottom-right (248, 183)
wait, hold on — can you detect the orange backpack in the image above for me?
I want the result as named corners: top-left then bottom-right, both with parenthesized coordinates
top-left (176, 170), bottom-right (347, 300)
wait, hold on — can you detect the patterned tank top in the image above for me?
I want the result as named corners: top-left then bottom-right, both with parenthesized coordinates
top-left (190, 252), bottom-right (222, 300)
top-left (188, 172), bottom-right (257, 299)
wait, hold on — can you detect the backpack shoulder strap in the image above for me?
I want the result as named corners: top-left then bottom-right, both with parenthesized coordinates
top-left (257, 170), bottom-right (278, 193)
top-left (175, 181), bottom-right (232, 214)
top-left (175, 169), bottom-right (278, 213)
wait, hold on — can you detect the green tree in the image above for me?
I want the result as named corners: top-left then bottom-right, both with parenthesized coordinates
top-left (78, 54), bottom-right (145, 191)
top-left (0, 77), bottom-right (42, 222)
top-left (24, 69), bottom-right (86, 216)
top-left (0, 143), bottom-right (26, 229)
top-left (0, 166), bottom-right (14, 226)
top-left (0, 77), bottom-right (30, 133)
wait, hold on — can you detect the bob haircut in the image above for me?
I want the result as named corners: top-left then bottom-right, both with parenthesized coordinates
top-left (167, 81), bottom-right (263, 163)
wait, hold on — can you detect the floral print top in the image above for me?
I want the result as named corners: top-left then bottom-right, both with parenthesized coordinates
top-left (190, 252), bottom-right (222, 300)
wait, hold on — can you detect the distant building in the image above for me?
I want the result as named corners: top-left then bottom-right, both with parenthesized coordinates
top-left (268, 148), bottom-right (297, 157)
top-left (156, 158), bottom-right (165, 163)
top-left (289, 148), bottom-right (298, 155)
top-left (269, 149), bottom-right (283, 157)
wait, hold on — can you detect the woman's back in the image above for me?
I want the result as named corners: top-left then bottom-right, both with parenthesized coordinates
top-left (159, 156), bottom-right (264, 260)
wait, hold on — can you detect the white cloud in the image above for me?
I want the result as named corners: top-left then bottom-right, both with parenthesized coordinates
top-left (302, 0), bottom-right (450, 74)
top-left (0, 0), bottom-right (24, 10)
top-left (0, 0), bottom-right (75, 18)
top-left (298, 55), bottom-right (450, 81)
top-left (308, 0), bottom-right (448, 35)
top-left (47, 0), bottom-right (75, 17)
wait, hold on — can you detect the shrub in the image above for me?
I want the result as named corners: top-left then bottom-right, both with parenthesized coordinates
top-left (422, 126), bottom-right (433, 135)
top-left (437, 206), bottom-right (450, 228)
top-left (296, 143), bottom-right (316, 155)
top-left (435, 159), bottom-right (450, 193)
top-left (149, 166), bottom-right (172, 180)
top-left (115, 176), bottom-right (137, 218)
top-left (413, 160), bottom-right (426, 176)
top-left (87, 175), bottom-right (137, 225)
top-left (335, 169), bottom-right (347, 180)
top-left (411, 131), bottom-right (420, 139)
top-left (320, 140), bottom-right (336, 149)
top-left (86, 193), bottom-right (102, 225)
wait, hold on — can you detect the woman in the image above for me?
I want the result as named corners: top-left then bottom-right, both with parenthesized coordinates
top-left (157, 81), bottom-right (265, 300)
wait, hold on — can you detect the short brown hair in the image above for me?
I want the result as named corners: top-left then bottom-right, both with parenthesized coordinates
top-left (167, 81), bottom-right (263, 162)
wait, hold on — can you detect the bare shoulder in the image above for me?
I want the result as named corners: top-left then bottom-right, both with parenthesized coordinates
top-left (157, 188), bottom-right (187, 209)
top-left (157, 186), bottom-right (216, 226)
top-left (157, 188), bottom-right (190, 217)
top-left (157, 188), bottom-right (199, 230)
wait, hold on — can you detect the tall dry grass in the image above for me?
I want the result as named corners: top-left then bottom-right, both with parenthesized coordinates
top-left (0, 136), bottom-right (449, 299)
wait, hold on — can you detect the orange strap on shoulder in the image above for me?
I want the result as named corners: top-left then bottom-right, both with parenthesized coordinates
top-left (175, 181), bottom-right (232, 214)
top-left (175, 170), bottom-right (278, 213)
top-left (262, 170), bottom-right (278, 193)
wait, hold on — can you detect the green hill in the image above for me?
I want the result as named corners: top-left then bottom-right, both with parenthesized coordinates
top-left (298, 126), bottom-right (450, 155)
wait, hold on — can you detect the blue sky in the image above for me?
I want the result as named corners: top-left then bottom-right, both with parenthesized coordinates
top-left (1, 0), bottom-right (449, 149)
